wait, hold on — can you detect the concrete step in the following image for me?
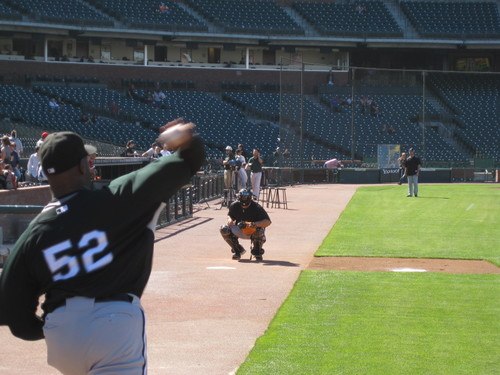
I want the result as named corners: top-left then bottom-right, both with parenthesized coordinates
top-left (176, 2), bottom-right (222, 33)
top-left (281, 5), bottom-right (317, 37)
top-left (384, 0), bottom-right (419, 38)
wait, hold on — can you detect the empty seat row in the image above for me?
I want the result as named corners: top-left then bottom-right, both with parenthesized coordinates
top-left (4, 0), bottom-right (113, 26)
top-left (292, 1), bottom-right (402, 37)
top-left (2, 80), bottom-right (495, 164)
top-left (0, 0), bottom-right (498, 38)
top-left (185, 0), bottom-right (304, 35)
top-left (91, 0), bottom-right (207, 32)
top-left (401, 1), bottom-right (500, 38)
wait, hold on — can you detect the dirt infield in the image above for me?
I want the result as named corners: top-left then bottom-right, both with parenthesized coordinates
top-left (308, 256), bottom-right (500, 274)
top-left (0, 184), bottom-right (497, 375)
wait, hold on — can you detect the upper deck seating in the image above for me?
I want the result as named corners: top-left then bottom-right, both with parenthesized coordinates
top-left (401, 1), bottom-right (500, 38)
top-left (185, 0), bottom-right (304, 35)
top-left (0, 1), bottom-right (21, 21)
top-left (4, 0), bottom-right (113, 26)
top-left (292, 0), bottom-right (402, 37)
top-left (91, 0), bottom-right (207, 31)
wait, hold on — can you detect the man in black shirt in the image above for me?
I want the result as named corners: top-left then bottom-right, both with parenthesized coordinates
top-left (0, 119), bottom-right (204, 374)
top-left (220, 189), bottom-right (271, 261)
top-left (405, 147), bottom-right (422, 197)
top-left (246, 148), bottom-right (264, 199)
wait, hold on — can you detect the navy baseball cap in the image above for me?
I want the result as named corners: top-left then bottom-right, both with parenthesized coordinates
top-left (40, 131), bottom-right (96, 175)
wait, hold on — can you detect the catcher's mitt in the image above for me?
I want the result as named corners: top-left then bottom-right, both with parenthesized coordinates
top-left (238, 221), bottom-right (256, 235)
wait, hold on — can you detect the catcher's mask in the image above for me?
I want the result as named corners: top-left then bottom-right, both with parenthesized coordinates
top-left (238, 189), bottom-right (253, 208)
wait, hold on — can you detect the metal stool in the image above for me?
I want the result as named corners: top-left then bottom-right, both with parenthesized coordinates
top-left (258, 187), bottom-right (271, 206)
top-left (269, 187), bottom-right (288, 209)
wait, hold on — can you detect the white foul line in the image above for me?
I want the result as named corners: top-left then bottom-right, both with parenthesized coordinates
top-left (391, 268), bottom-right (427, 273)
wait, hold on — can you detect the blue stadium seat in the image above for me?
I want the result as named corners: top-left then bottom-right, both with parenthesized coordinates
top-left (428, 73), bottom-right (499, 160)
top-left (401, 1), bottom-right (500, 38)
top-left (185, 0), bottom-right (304, 35)
top-left (8, 0), bottom-right (113, 26)
top-left (292, 1), bottom-right (402, 37)
top-left (92, 0), bottom-right (207, 32)
top-left (0, 1), bottom-right (22, 21)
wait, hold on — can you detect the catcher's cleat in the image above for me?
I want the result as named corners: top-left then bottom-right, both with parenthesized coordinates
top-left (232, 249), bottom-right (246, 260)
top-left (232, 245), bottom-right (246, 260)
top-left (251, 247), bottom-right (264, 255)
top-left (252, 247), bottom-right (264, 261)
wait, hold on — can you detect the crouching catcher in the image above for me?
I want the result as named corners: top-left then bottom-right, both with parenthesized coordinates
top-left (220, 188), bottom-right (271, 260)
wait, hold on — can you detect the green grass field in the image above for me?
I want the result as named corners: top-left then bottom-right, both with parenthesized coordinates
top-left (238, 272), bottom-right (499, 375)
top-left (316, 185), bottom-right (500, 265)
top-left (237, 184), bottom-right (500, 374)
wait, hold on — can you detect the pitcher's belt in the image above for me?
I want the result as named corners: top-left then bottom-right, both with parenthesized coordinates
top-left (46, 293), bottom-right (134, 314)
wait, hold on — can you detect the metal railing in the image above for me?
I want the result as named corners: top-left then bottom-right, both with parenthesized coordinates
top-left (0, 174), bottom-right (226, 246)
top-left (0, 205), bottom-right (45, 214)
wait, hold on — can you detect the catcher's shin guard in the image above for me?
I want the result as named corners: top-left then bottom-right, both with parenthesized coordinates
top-left (250, 228), bottom-right (266, 255)
top-left (220, 225), bottom-right (240, 252)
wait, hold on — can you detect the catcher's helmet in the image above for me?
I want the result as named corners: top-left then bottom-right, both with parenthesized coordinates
top-left (238, 188), bottom-right (253, 207)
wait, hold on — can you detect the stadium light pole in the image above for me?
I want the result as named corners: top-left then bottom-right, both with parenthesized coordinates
top-left (350, 67), bottom-right (356, 161)
top-left (422, 71), bottom-right (426, 161)
top-left (279, 57), bottom-right (283, 184)
top-left (300, 58), bottom-right (304, 183)
top-left (279, 57), bottom-right (283, 145)
top-left (43, 38), bottom-right (48, 62)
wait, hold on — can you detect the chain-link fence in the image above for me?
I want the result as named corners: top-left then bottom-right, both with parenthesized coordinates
top-left (274, 59), bottom-right (499, 169)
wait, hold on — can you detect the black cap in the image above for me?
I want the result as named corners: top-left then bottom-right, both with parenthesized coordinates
top-left (40, 132), bottom-right (96, 175)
